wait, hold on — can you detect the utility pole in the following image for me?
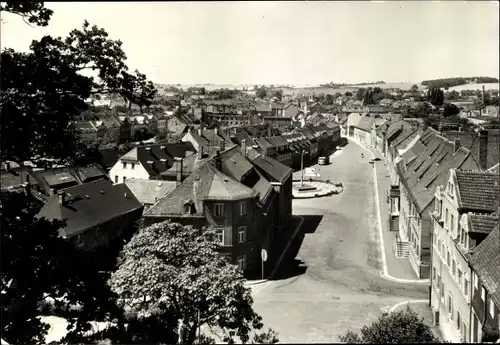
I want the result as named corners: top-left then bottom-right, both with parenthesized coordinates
top-left (300, 150), bottom-right (305, 186)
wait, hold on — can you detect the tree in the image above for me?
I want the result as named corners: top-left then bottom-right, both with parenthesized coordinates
top-left (272, 89), bottom-right (283, 101)
top-left (324, 94), bottom-right (336, 105)
top-left (1, 192), bottom-right (122, 344)
top-left (345, 91), bottom-right (353, 97)
top-left (356, 88), bottom-right (366, 101)
top-left (256, 86), bottom-right (267, 99)
top-left (426, 88), bottom-right (444, 106)
top-left (412, 102), bottom-right (432, 118)
top-left (0, 1), bottom-right (53, 26)
top-left (119, 70), bottom-right (158, 112)
top-left (1, 14), bottom-right (155, 168)
top-left (411, 84), bottom-right (419, 92)
top-left (442, 103), bottom-right (460, 117)
top-left (109, 221), bottom-right (269, 345)
top-left (339, 306), bottom-right (440, 344)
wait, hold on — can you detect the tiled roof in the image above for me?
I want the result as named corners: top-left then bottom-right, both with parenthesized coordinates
top-left (145, 162), bottom-right (256, 217)
top-left (266, 136), bottom-right (288, 148)
top-left (98, 148), bottom-right (120, 169)
top-left (125, 178), bottom-right (177, 205)
top-left (120, 143), bottom-right (196, 177)
top-left (254, 137), bottom-right (275, 149)
top-left (398, 128), bottom-right (480, 212)
top-left (469, 225), bottom-right (500, 307)
top-left (37, 179), bottom-right (143, 238)
top-left (468, 213), bottom-right (499, 234)
top-left (487, 163), bottom-right (499, 173)
top-left (455, 170), bottom-right (500, 212)
top-left (247, 151), bottom-right (292, 184)
top-left (161, 147), bottom-right (216, 179)
top-left (199, 129), bottom-right (233, 148)
top-left (442, 129), bottom-right (499, 170)
top-left (354, 115), bottom-right (375, 132)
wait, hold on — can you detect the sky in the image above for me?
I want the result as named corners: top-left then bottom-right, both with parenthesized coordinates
top-left (1, 1), bottom-right (499, 86)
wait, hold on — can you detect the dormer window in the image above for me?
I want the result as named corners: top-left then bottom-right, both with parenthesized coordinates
top-left (184, 199), bottom-right (194, 214)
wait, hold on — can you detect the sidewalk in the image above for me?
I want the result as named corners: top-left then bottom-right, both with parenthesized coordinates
top-left (348, 137), bottom-right (422, 282)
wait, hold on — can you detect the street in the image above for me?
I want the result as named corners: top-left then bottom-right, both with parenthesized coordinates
top-left (251, 141), bottom-right (429, 343)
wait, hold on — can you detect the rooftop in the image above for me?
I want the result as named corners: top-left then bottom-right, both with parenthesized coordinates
top-left (455, 169), bottom-right (500, 212)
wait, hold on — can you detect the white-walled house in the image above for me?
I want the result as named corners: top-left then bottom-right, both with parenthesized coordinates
top-left (109, 143), bottom-right (196, 184)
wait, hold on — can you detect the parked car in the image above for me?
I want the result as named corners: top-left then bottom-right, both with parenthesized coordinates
top-left (318, 156), bottom-right (329, 165)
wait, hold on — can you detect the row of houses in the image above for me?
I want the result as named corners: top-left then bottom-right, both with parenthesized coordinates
top-left (343, 112), bottom-right (499, 343)
top-left (2, 122), bottom-right (341, 277)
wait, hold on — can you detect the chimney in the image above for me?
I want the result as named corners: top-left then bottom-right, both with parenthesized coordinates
top-left (458, 126), bottom-right (462, 132)
top-left (57, 191), bottom-right (65, 205)
top-left (215, 127), bottom-right (218, 136)
top-left (22, 182), bottom-right (31, 196)
top-left (197, 145), bottom-right (204, 159)
top-left (478, 130), bottom-right (488, 170)
top-left (124, 192), bottom-right (128, 198)
top-left (482, 85), bottom-right (485, 104)
top-left (5, 161), bottom-right (10, 171)
top-left (214, 151), bottom-right (222, 171)
top-left (453, 138), bottom-right (461, 153)
top-left (241, 139), bottom-right (247, 157)
top-left (175, 157), bottom-right (183, 185)
top-left (267, 126), bottom-right (272, 137)
top-left (198, 128), bottom-right (202, 136)
top-left (219, 139), bottom-right (225, 151)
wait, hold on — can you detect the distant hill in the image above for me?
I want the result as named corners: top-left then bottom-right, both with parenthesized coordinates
top-left (422, 77), bottom-right (499, 89)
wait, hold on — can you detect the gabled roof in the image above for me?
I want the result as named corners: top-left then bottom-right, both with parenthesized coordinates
top-left (397, 128), bottom-right (481, 212)
top-left (145, 162), bottom-right (256, 217)
top-left (468, 213), bottom-right (499, 234)
top-left (246, 148), bottom-right (292, 184)
top-left (125, 178), bottom-right (177, 205)
top-left (98, 148), bottom-right (120, 169)
top-left (120, 143), bottom-right (196, 176)
top-left (441, 129), bottom-right (499, 170)
top-left (469, 225), bottom-right (500, 307)
top-left (254, 137), bottom-right (275, 149)
top-left (266, 136), bottom-right (289, 148)
top-left (455, 170), bottom-right (500, 212)
top-left (37, 179), bottom-right (143, 238)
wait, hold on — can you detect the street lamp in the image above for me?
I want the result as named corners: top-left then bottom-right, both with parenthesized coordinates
top-left (300, 150), bottom-right (309, 186)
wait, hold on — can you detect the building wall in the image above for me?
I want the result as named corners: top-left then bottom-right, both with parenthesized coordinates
top-left (353, 127), bottom-right (371, 147)
top-left (109, 159), bottom-right (150, 184)
top-left (181, 131), bottom-right (200, 152)
top-left (471, 273), bottom-right (500, 343)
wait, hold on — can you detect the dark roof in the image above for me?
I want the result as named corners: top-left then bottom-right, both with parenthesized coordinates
top-left (36, 179), bottom-right (143, 238)
top-left (455, 170), bottom-right (500, 212)
top-left (254, 137), bottom-right (275, 150)
top-left (266, 136), bottom-right (288, 148)
top-left (161, 148), bottom-right (215, 179)
top-left (469, 225), bottom-right (500, 307)
top-left (98, 148), bottom-right (120, 169)
top-left (398, 128), bottom-right (480, 212)
top-left (246, 149), bottom-right (292, 184)
top-left (442, 129), bottom-right (499, 170)
top-left (468, 213), bottom-right (499, 234)
top-left (145, 162), bottom-right (257, 217)
top-left (120, 143), bottom-right (195, 176)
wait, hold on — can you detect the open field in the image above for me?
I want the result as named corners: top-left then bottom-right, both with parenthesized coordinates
top-left (445, 82), bottom-right (499, 92)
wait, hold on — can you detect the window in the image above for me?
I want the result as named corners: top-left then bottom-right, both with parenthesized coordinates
top-left (122, 162), bottom-right (127, 169)
top-left (184, 204), bottom-right (191, 214)
top-left (464, 278), bottom-right (469, 298)
top-left (238, 226), bottom-right (247, 243)
top-left (114, 175), bottom-right (118, 183)
top-left (433, 267), bottom-right (436, 283)
top-left (447, 251), bottom-right (451, 267)
top-left (122, 176), bottom-right (126, 183)
top-left (481, 287), bottom-right (486, 302)
top-left (448, 294), bottom-right (453, 316)
top-left (474, 272), bottom-right (478, 290)
top-left (451, 214), bottom-right (455, 234)
top-left (239, 201), bottom-right (247, 216)
top-left (490, 299), bottom-right (496, 317)
top-left (214, 227), bottom-right (224, 245)
top-left (445, 208), bottom-right (449, 229)
top-left (214, 204), bottom-right (224, 216)
top-left (131, 163), bottom-right (135, 170)
top-left (457, 311), bottom-right (461, 330)
top-left (452, 260), bottom-right (456, 277)
top-left (458, 269), bottom-right (463, 289)
top-left (237, 255), bottom-right (247, 271)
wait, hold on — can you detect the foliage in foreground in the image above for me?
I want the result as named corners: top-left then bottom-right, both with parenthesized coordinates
top-left (339, 306), bottom-right (440, 344)
top-left (109, 220), bottom-right (274, 344)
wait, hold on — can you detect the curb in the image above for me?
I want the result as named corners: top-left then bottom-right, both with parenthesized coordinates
top-left (245, 279), bottom-right (269, 286)
top-left (388, 299), bottom-right (428, 313)
top-left (269, 216), bottom-right (305, 279)
top-left (348, 138), bottom-right (430, 285)
top-left (292, 179), bottom-right (343, 199)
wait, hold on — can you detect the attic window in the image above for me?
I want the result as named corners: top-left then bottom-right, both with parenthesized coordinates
top-left (184, 204), bottom-right (192, 214)
top-left (100, 190), bottom-right (105, 194)
top-left (85, 195), bottom-right (90, 199)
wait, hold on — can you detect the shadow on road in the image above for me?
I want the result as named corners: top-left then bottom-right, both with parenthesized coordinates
top-left (270, 214), bottom-right (323, 280)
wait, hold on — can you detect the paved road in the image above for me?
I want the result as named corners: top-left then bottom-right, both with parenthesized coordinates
top-left (251, 142), bottom-right (429, 343)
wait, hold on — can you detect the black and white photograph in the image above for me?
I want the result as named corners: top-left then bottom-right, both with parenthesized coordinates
top-left (1, 1), bottom-right (499, 344)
